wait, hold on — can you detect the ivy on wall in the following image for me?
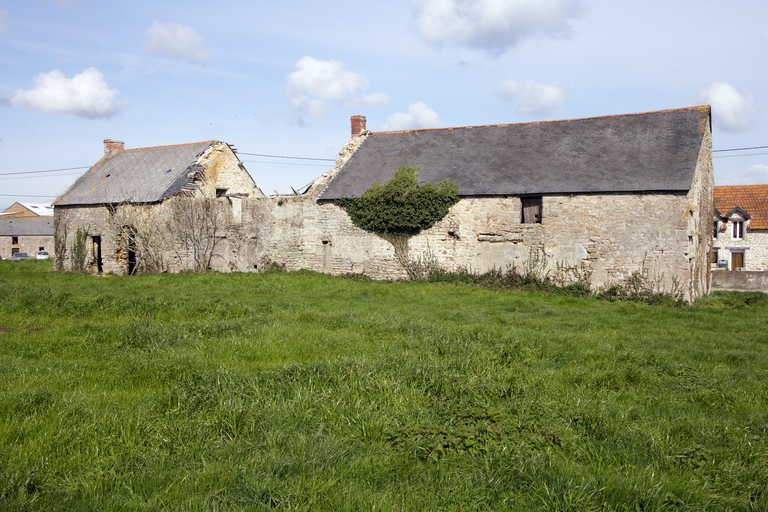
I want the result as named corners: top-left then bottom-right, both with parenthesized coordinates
top-left (336, 166), bottom-right (460, 277)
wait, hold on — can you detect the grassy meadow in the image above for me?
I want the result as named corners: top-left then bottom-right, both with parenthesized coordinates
top-left (1, 260), bottom-right (767, 510)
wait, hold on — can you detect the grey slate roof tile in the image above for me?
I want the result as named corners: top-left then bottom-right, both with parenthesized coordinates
top-left (0, 217), bottom-right (54, 236)
top-left (55, 141), bottom-right (216, 206)
top-left (319, 106), bottom-right (711, 200)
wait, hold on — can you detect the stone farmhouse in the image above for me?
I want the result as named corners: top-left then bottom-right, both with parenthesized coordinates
top-left (712, 184), bottom-right (768, 271)
top-left (53, 106), bottom-right (714, 300)
top-left (54, 139), bottom-right (262, 274)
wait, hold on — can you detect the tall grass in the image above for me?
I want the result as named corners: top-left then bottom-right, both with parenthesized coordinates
top-left (1, 260), bottom-right (767, 510)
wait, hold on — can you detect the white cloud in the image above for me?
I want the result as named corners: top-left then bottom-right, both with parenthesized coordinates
top-left (286, 56), bottom-right (388, 123)
top-left (143, 21), bottom-right (209, 65)
top-left (496, 79), bottom-right (565, 115)
top-left (382, 101), bottom-right (440, 130)
top-left (412, 0), bottom-right (581, 53)
top-left (343, 93), bottom-right (391, 109)
top-left (698, 82), bottom-right (755, 133)
top-left (9, 68), bottom-right (126, 119)
top-left (718, 164), bottom-right (768, 185)
top-left (0, 9), bottom-right (9, 35)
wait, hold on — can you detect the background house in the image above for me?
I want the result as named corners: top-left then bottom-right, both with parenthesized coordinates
top-left (712, 184), bottom-right (768, 271)
top-left (1, 202), bottom-right (54, 218)
top-left (0, 217), bottom-right (54, 258)
top-left (54, 139), bottom-right (262, 274)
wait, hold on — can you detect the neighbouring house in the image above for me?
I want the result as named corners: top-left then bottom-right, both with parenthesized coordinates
top-left (1, 202), bottom-right (54, 218)
top-left (53, 139), bottom-right (263, 274)
top-left (709, 185), bottom-right (768, 292)
top-left (0, 217), bottom-right (54, 258)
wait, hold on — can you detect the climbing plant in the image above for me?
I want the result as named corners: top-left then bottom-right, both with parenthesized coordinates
top-left (336, 166), bottom-right (460, 278)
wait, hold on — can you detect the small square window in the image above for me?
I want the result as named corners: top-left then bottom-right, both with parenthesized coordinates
top-left (11, 236), bottom-right (18, 245)
top-left (521, 197), bottom-right (542, 224)
top-left (216, 188), bottom-right (228, 198)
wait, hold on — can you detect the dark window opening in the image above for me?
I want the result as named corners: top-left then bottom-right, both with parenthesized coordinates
top-left (11, 236), bottom-right (18, 245)
top-left (39, 246), bottom-right (44, 252)
top-left (92, 236), bottom-right (103, 274)
top-left (216, 188), bottom-right (228, 198)
top-left (521, 197), bottom-right (542, 224)
top-left (713, 221), bottom-right (718, 239)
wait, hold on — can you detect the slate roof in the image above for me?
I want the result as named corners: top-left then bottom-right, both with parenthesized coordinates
top-left (319, 106), bottom-right (711, 200)
top-left (0, 217), bottom-right (54, 236)
top-left (55, 141), bottom-right (219, 206)
top-left (715, 184), bottom-right (768, 230)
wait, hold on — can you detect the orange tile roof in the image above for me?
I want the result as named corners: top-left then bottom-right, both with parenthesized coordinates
top-left (715, 184), bottom-right (768, 230)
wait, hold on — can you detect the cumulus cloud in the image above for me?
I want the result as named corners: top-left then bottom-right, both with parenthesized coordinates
top-left (9, 68), bottom-right (126, 119)
top-left (412, 0), bottom-right (581, 53)
top-left (286, 56), bottom-right (389, 123)
top-left (718, 164), bottom-right (768, 185)
top-left (144, 21), bottom-right (209, 65)
top-left (496, 79), bottom-right (565, 116)
top-left (0, 9), bottom-right (9, 35)
top-left (698, 82), bottom-right (755, 133)
top-left (382, 101), bottom-right (440, 130)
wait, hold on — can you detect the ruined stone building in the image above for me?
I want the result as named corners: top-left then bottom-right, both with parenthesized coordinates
top-left (54, 106), bottom-right (714, 300)
top-left (54, 139), bottom-right (262, 274)
top-left (712, 184), bottom-right (768, 271)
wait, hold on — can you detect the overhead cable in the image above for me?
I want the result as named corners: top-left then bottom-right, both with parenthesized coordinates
top-left (713, 145), bottom-right (768, 153)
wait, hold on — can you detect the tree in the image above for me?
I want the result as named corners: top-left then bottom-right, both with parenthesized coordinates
top-left (336, 166), bottom-right (460, 278)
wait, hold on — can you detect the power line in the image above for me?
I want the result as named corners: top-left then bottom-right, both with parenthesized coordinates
top-left (0, 166), bottom-right (90, 177)
top-left (0, 193), bottom-right (58, 198)
top-left (238, 152), bottom-right (335, 162)
top-left (713, 145), bottom-right (768, 153)
top-left (713, 152), bottom-right (768, 159)
top-left (241, 159), bottom-right (329, 167)
top-left (0, 171), bottom-right (85, 180)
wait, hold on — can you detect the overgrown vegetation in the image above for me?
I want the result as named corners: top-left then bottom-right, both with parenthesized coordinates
top-left (429, 248), bottom-right (686, 305)
top-left (69, 225), bottom-right (89, 272)
top-left (337, 166), bottom-right (460, 278)
top-left (1, 261), bottom-right (767, 510)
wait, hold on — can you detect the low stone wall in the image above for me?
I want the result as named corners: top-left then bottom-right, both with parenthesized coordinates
top-left (711, 270), bottom-right (768, 292)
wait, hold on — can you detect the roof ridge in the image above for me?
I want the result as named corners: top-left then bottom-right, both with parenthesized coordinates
top-left (373, 105), bottom-right (711, 135)
top-left (121, 140), bottom-right (217, 152)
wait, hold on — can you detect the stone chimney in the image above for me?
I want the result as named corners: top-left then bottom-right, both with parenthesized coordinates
top-left (350, 115), bottom-right (366, 138)
top-left (103, 139), bottom-right (124, 158)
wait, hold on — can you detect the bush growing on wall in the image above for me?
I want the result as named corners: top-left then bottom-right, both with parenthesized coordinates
top-left (336, 166), bottom-right (460, 278)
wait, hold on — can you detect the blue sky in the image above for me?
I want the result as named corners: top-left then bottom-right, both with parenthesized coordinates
top-left (1, 0), bottom-right (766, 211)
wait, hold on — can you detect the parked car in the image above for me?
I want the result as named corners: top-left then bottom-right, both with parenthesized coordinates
top-left (11, 252), bottom-right (31, 260)
top-left (35, 251), bottom-right (50, 260)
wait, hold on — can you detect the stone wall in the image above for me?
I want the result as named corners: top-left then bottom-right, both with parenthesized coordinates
top-left (711, 269), bottom-right (768, 292)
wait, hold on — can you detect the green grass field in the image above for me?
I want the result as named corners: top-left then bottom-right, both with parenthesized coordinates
top-left (1, 260), bottom-right (767, 511)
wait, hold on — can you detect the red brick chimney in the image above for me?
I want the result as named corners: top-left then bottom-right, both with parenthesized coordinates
top-left (103, 139), bottom-right (124, 158)
top-left (351, 115), bottom-right (366, 138)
